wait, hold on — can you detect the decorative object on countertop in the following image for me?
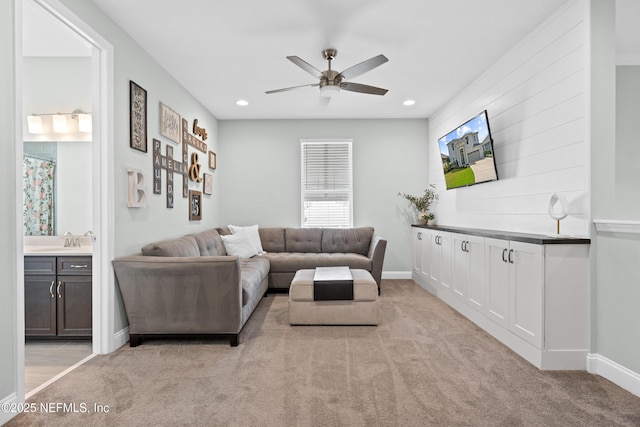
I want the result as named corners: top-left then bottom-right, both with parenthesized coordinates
top-left (548, 193), bottom-right (568, 235)
top-left (398, 185), bottom-right (439, 224)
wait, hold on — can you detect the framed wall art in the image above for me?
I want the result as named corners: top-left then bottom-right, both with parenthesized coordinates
top-left (160, 102), bottom-right (181, 144)
top-left (208, 150), bottom-right (216, 169)
top-left (203, 173), bottom-right (213, 195)
top-left (130, 81), bottom-right (147, 152)
top-left (189, 190), bottom-right (202, 220)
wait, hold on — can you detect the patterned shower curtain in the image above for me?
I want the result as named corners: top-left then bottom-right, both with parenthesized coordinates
top-left (23, 155), bottom-right (56, 236)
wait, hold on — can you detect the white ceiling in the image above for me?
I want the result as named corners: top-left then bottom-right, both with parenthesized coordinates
top-left (24, 0), bottom-right (640, 120)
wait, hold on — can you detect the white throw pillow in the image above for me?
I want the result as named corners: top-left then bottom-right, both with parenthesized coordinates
top-left (228, 224), bottom-right (265, 254)
top-left (220, 232), bottom-right (259, 258)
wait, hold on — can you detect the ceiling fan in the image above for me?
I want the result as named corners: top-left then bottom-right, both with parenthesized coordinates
top-left (265, 49), bottom-right (389, 107)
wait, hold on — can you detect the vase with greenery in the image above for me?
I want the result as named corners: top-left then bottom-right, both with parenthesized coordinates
top-left (398, 185), bottom-right (439, 224)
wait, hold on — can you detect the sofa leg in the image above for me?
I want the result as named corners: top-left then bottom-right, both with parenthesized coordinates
top-left (130, 334), bottom-right (142, 347)
top-left (229, 334), bottom-right (239, 347)
top-left (378, 286), bottom-right (381, 296)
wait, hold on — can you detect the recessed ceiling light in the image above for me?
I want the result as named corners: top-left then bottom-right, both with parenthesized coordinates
top-left (403, 99), bottom-right (416, 106)
top-left (236, 99), bottom-right (249, 106)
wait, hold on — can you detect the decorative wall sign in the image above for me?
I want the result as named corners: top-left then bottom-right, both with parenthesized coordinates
top-left (127, 167), bottom-right (148, 207)
top-left (160, 102), bottom-right (181, 143)
top-left (208, 150), bottom-right (216, 170)
top-left (130, 81), bottom-right (147, 152)
top-left (189, 152), bottom-right (203, 183)
top-left (189, 190), bottom-right (202, 220)
top-left (181, 118), bottom-right (207, 152)
top-left (203, 173), bottom-right (213, 195)
top-left (181, 118), bottom-right (207, 197)
top-left (192, 119), bottom-right (208, 140)
top-left (152, 138), bottom-right (188, 208)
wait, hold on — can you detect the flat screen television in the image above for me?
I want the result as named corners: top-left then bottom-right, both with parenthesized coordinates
top-left (437, 110), bottom-right (498, 190)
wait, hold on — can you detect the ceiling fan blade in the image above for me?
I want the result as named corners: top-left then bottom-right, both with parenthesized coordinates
top-left (287, 56), bottom-right (324, 79)
top-left (340, 82), bottom-right (388, 96)
top-left (338, 54), bottom-right (388, 80)
top-left (265, 83), bottom-right (319, 94)
top-left (317, 96), bottom-right (331, 110)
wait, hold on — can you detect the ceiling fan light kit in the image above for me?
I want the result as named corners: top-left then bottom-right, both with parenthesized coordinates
top-left (266, 49), bottom-right (389, 106)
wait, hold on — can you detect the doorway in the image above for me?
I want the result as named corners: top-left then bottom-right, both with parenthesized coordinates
top-left (16, 0), bottom-right (114, 399)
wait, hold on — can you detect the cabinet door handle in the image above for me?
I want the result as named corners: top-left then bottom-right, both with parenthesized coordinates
top-left (69, 264), bottom-right (88, 269)
top-left (502, 248), bottom-right (508, 263)
top-left (417, 232), bottom-right (422, 241)
top-left (49, 280), bottom-right (55, 298)
top-left (436, 236), bottom-right (441, 245)
top-left (508, 249), bottom-right (514, 264)
top-left (56, 281), bottom-right (63, 298)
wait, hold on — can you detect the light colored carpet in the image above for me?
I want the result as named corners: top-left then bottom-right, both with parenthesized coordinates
top-left (7, 280), bottom-right (640, 426)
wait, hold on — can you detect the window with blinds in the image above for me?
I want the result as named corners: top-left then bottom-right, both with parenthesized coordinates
top-left (301, 140), bottom-right (353, 228)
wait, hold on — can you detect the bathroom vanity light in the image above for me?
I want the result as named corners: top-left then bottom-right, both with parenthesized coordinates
top-left (27, 115), bottom-right (43, 133)
top-left (77, 113), bottom-right (92, 132)
top-left (26, 109), bottom-right (92, 134)
top-left (52, 114), bottom-right (68, 133)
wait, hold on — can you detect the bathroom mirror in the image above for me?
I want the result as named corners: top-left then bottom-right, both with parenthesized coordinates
top-left (23, 140), bottom-right (92, 236)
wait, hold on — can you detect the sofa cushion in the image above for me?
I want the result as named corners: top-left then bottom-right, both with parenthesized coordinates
top-left (259, 227), bottom-right (285, 253)
top-left (322, 227), bottom-right (374, 256)
top-left (141, 235), bottom-right (200, 257)
top-left (221, 232), bottom-right (260, 259)
top-left (239, 257), bottom-right (270, 306)
top-left (261, 252), bottom-right (372, 272)
top-left (285, 228), bottom-right (322, 253)
top-left (189, 229), bottom-right (227, 256)
top-left (229, 224), bottom-right (265, 254)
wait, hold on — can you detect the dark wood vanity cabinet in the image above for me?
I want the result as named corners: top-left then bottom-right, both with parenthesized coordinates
top-left (25, 256), bottom-right (92, 338)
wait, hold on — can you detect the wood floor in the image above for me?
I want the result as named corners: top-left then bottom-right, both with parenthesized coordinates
top-left (25, 340), bottom-right (93, 394)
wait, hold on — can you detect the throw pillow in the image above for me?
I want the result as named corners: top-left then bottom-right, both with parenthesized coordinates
top-left (228, 224), bottom-right (265, 254)
top-left (220, 232), bottom-right (260, 258)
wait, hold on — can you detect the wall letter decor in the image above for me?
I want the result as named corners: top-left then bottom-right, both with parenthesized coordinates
top-left (127, 167), bottom-right (148, 207)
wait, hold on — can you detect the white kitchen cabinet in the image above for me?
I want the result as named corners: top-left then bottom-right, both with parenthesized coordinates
top-left (412, 225), bottom-right (589, 370)
top-left (485, 238), bottom-right (543, 347)
top-left (451, 234), bottom-right (484, 311)
top-left (429, 229), bottom-right (452, 294)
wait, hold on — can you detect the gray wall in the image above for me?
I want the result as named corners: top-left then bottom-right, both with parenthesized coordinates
top-left (59, 0), bottom-right (220, 334)
top-left (591, 65), bottom-right (640, 373)
top-left (60, 0), bottom-right (220, 258)
top-left (1, 0), bottom-right (18, 423)
top-left (218, 119), bottom-right (429, 273)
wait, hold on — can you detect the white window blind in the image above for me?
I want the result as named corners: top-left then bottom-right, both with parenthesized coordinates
top-left (301, 140), bottom-right (353, 228)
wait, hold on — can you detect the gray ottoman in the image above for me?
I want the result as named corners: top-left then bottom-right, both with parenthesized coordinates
top-left (289, 268), bottom-right (379, 325)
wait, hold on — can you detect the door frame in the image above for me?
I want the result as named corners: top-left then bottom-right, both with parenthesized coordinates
top-left (13, 0), bottom-right (116, 402)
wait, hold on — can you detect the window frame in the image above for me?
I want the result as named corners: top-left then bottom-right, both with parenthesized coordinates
top-left (300, 139), bottom-right (353, 228)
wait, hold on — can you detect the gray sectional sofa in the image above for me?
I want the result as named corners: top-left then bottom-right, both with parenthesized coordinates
top-left (112, 226), bottom-right (386, 347)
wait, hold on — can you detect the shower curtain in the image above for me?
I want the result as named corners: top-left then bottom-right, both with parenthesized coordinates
top-left (23, 155), bottom-right (56, 236)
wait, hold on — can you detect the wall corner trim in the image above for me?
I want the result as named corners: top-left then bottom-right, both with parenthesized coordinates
top-left (587, 353), bottom-right (640, 398)
top-left (593, 220), bottom-right (640, 234)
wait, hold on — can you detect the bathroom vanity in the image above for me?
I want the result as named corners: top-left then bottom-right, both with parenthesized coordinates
top-left (24, 243), bottom-right (92, 339)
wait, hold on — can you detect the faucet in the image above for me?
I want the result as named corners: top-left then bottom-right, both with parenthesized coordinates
top-left (63, 231), bottom-right (81, 247)
top-left (63, 231), bottom-right (74, 247)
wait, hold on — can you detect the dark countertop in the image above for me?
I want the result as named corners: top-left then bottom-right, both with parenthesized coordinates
top-left (412, 224), bottom-right (590, 245)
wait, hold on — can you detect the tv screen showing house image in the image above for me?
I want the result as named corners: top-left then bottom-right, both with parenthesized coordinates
top-left (438, 110), bottom-right (498, 190)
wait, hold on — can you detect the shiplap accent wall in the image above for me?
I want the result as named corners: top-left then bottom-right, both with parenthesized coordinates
top-left (428, 0), bottom-right (589, 237)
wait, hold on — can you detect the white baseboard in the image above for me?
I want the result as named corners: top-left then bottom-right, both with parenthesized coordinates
top-left (587, 353), bottom-right (640, 398)
top-left (382, 271), bottom-right (412, 279)
top-left (0, 392), bottom-right (18, 425)
top-left (113, 326), bottom-right (130, 350)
